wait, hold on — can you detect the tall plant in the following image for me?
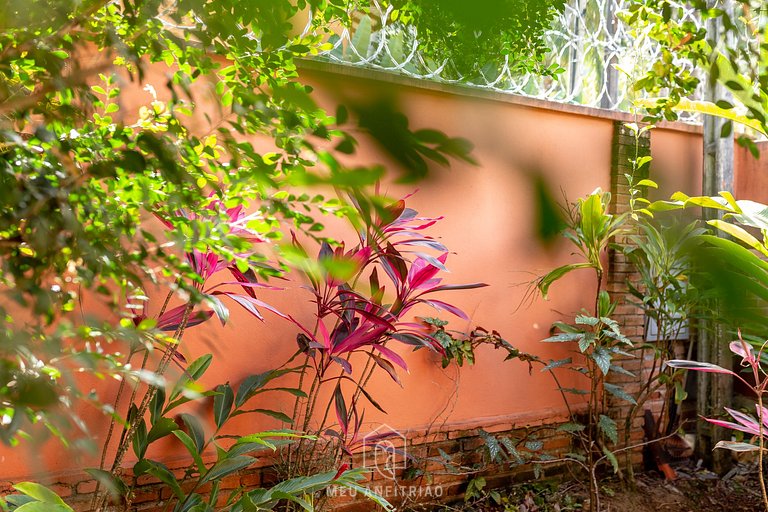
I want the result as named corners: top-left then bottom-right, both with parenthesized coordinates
top-left (537, 190), bottom-right (635, 512)
top-left (621, 218), bottom-right (704, 480)
top-left (277, 195), bottom-right (487, 491)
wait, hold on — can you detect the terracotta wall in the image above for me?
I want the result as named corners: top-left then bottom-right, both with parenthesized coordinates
top-left (0, 67), bottom-right (711, 482)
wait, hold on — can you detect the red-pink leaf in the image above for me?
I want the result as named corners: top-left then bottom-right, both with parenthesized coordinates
top-left (213, 292), bottom-right (289, 321)
top-left (157, 305), bottom-right (214, 331)
top-left (371, 352), bottom-right (401, 386)
top-left (371, 344), bottom-right (408, 371)
top-left (207, 281), bottom-right (284, 293)
top-left (333, 325), bottom-right (389, 354)
top-left (705, 417), bottom-right (758, 435)
top-left (423, 282), bottom-right (489, 293)
top-left (665, 360), bottom-right (737, 376)
top-left (215, 292), bottom-right (262, 321)
top-left (352, 308), bottom-right (395, 330)
top-left (407, 253), bottom-right (447, 290)
top-left (333, 383), bottom-right (348, 437)
top-left (422, 299), bottom-right (469, 320)
top-left (726, 407), bottom-right (762, 433)
top-left (332, 356), bottom-right (353, 374)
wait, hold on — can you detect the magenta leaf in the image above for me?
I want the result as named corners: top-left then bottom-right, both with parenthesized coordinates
top-left (423, 283), bottom-right (489, 293)
top-left (332, 356), bottom-right (353, 375)
top-left (705, 417), bottom-right (759, 436)
top-left (205, 294), bottom-right (230, 326)
top-left (371, 353), bottom-right (402, 386)
top-left (371, 344), bottom-right (408, 371)
top-left (214, 292), bottom-right (263, 321)
top-left (714, 440), bottom-right (761, 452)
top-left (157, 305), bottom-right (214, 331)
top-left (422, 299), bottom-right (469, 320)
top-left (726, 407), bottom-right (762, 433)
top-left (213, 292), bottom-right (288, 321)
top-left (333, 383), bottom-right (348, 437)
top-left (665, 360), bottom-right (737, 376)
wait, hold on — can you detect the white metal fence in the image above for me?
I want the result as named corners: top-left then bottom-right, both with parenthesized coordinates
top-left (309, 0), bottom-right (704, 121)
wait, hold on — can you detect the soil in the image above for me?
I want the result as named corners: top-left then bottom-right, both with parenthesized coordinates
top-left (431, 461), bottom-right (766, 512)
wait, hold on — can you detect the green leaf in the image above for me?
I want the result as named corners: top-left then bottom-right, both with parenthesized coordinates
top-left (200, 456), bottom-right (255, 484)
top-left (170, 354), bottom-right (213, 402)
top-left (604, 383), bottom-right (636, 404)
top-left (542, 332), bottom-right (583, 343)
top-left (591, 347), bottom-right (612, 375)
top-left (180, 413), bottom-right (206, 452)
top-left (14, 504), bottom-right (73, 512)
top-left (150, 386), bottom-right (165, 425)
top-left (635, 179), bottom-right (658, 188)
top-left (147, 417), bottom-right (179, 443)
top-left (234, 368), bottom-right (300, 408)
top-left (172, 430), bottom-right (206, 473)
top-left (598, 415), bottom-right (618, 444)
top-left (707, 220), bottom-right (768, 257)
top-left (557, 422), bottom-right (585, 433)
top-left (602, 445), bottom-right (619, 473)
top-left (637, 98), bottom-right (767, 137)
top-left (214, 383), bottom-right (234, 428)
top-left (538, 263), bottom-right (593, 299)
top-left (541, 358), bottom-right (572, 371)
top-left (144, 461), bottom-right (184, 499)
top-left (12, 483), bottom-right (67, 505)
top-left (233, 408), bottom-right (292, 423)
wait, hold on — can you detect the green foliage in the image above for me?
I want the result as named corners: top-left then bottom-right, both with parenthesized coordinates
top-left (1, 482), bottom-right (74, 512)
top-left (538, 190), bottom-right (626, 298)
top-left (626, 0), bottom-right (767, 142)
top-left (536, 189), bottom-right (635, 512)
top-left (386, 0), bottom-right (566, 77)
top-left (0, 0), bottom-right (491, 448)
top-left (107, 354), bottom-right (390, 512)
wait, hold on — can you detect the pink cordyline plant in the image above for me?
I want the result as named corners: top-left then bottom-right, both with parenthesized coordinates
top-left (142, 196), bottom-right (286, 353)
top-left (286, 195), bottom-right (487, 456)
top-left (667, 331), bottom-right (768, 510)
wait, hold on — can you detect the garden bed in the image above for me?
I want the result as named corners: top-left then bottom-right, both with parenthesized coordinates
top-left (416, 462), bottom-right (765, 511)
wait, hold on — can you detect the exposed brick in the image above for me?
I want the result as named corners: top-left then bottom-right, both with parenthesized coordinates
top-left (75, 480), bottom-right (98, 495)
top-left (240, 472), bottom-right (262, 488)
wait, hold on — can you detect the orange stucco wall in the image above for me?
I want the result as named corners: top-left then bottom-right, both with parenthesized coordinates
top-left (0, 68), bottom-right (713, 480)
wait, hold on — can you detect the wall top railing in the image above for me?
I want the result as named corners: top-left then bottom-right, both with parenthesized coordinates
top-left (306, 0), bottom-right (705, 123)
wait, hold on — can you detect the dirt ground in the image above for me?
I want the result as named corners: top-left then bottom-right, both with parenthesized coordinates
top-left (432, 461), bottom-right (766, 511)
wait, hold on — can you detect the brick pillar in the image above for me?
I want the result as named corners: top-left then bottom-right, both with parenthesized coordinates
top-left (605, 122), bottom-right (658, 466)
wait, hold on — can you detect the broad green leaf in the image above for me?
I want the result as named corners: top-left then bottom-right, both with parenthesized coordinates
top-left (12, 483), bottom-right (67, 505)
top-left (14, 504), bottom-right (72, 512)
top-left (172, 431), bottom-right (206, 473)
top-left (636, 98), bottom-right (767, 136)
top-left (214, 384), bottom-right (234, 429)
top-left (200, 456), bottom-right (255, 484)
top-left (602, 445), bottom-right (619, 473)
top-left (604, 383), bottom-right (637, 404)
top-left (180, 413), bottom-right (206, 452)
top-left (707, 220), bottom-right (768, 257)
top-left (598, 415), bottom-right (618, 444)
top-left (147, 417), bottom-right (179, 443)
top-left (538, 263), bottom-right (593, 299)
top-left (557, 422), bottom-right (585, 433)
top-left (84, 468), bottom-right (129, 500)
top-left (635, 179), bottom-right (658, 188)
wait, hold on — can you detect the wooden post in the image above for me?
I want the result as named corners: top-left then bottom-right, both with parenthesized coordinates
top-left (697, 0), bottom-right (735, 474)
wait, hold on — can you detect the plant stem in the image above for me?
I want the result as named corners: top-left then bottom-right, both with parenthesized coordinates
top-left (759, 392), bottom-right (768, 511)
top-left (94, 302), bottom-right (193, 512)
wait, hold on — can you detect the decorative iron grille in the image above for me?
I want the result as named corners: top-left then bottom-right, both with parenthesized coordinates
top-left (307, 0), bottom-right (705, 121)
